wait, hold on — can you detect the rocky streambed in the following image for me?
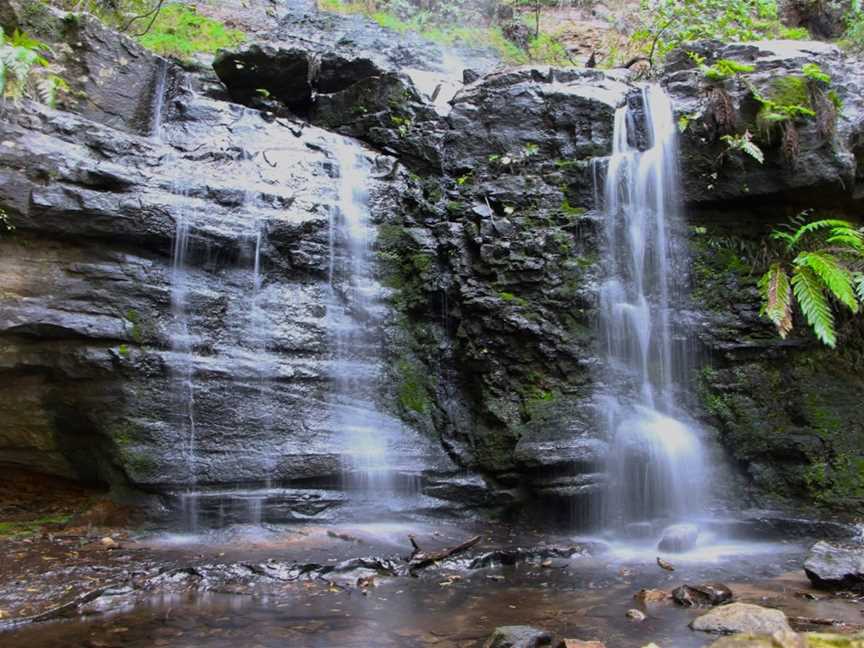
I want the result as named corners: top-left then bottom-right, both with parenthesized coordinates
top-left (2, 518), bottom-right (864, 648)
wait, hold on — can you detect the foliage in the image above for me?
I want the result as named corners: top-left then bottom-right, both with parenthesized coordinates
top-left (842, 5), bottom-right (864, 52)
top-left (689, 52), bottom-right (755, 82)
top-left (633, 0), bottom-right (808, 61)
top-left (136, 4), bottom-right (245, 59)
top-left (802, 62), bottom-right (831, 84)
top-left (759, 217), bottom-right (864, 347)
top-left (317, 0), bottom-right (567, 65)
top-left (721, 130), bottom-right (764, 163)
top-left (0, 27), bottom-right (67, 105)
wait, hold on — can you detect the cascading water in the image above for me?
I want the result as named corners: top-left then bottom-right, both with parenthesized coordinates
top-left (327, 138), bottom-right (416, 504)
top-left (596, 85), bottom-right (705, 534)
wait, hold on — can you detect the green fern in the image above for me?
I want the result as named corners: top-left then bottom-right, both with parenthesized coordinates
top-left (0, 27), bottom-right (64, 106)
top-left (721, 131), bottom-right (764, 164)
top-left (795, 252), bottom-right (859, 313)
top-left (759, 263), bottom-right (792, 338)
top-left (760, 217), bottom-right (864, 347)
top-left (792, 266), bottom-right (836, 347)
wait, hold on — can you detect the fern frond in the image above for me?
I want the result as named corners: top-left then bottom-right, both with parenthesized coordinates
top-left (825, 225), bottom-right (864, 253)
top-left (855, 272), bottom-right (864, 304)
top-left (787, 218), bottom-right (856, 250)
top-left (759, 263), bottom-right (793, 338)
top-left (792, 266), bottom-right (837, 347)
top-left (795, 251), bottom-right (860, 313)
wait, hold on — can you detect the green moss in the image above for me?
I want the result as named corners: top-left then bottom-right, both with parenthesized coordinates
top-left (412, 253), bottom-right (432, 273)
top-left (395, 358), bottom-right (429, 414)
top-left (498, 291), bottom-right (528, 307)
top-left (125, 309), bottom-right (143, 343)
top-left (0, 514), bottom-right (71, 538)
top-left (136, 4), bottom-right (245, 60)
top-left (122, 449), bottom-right (158, 475)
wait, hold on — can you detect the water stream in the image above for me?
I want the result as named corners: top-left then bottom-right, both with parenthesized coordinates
top-left (328, 139), bottom-right (405, 499)
top-left (596, 85), bottom-right (705, 537)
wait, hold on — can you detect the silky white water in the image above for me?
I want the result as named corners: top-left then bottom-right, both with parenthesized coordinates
top-left (328, 138), bottom-right (405, 497)
top-left (597, 85), bottom-right (705, 531)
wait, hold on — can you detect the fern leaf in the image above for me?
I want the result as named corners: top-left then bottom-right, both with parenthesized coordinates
top-left (792, 266), bottom-right (836, 347)
top-left (855, 272), bottom-right (864, 304)
top-left (740, 137), bottom-right (764, 164)
top-left (787, 218), bottom-right (856, 250)
top-left (759, 263), bottom-right (793, 338)
top-left (795, 251), bottom-right (859, 313)
top-left (826, 225), bottom-right (864, 252)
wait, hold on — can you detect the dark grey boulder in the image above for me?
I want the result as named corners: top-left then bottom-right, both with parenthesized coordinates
top-left (672, 582), bottom-right (733, 607)
top-left (213, 45), bottom-right (313, 111)
top-left (804, 541), bottom-right (864, 592)
top-left (483, 626), bottom-right (553, 648)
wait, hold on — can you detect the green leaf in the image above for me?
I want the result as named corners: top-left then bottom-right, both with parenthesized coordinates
top-left (785, 218), bottom-right (856, 251)
top-left (792, 266), bottom-right (836, 347)
top-left (802, 63), bottom-right (830, 84)
top-left (854, 272), bottom-right (864, 304)
top-left (759, 263), bottom-right (793, 338)
top-left (795, 251), bottom-right (859, 313)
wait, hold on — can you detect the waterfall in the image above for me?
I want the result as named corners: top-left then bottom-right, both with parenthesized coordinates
top-left (170, 211), bottom-right (198, 531)
top-left (328, 138), bottom-right (406, 499)
top-left (596, 85), bottom-right (705, 532)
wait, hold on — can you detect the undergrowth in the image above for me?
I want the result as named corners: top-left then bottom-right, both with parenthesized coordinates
top-left (136, 4), bottom-right (245, 59)
top-left (317, 0), bottom-right (568, 65)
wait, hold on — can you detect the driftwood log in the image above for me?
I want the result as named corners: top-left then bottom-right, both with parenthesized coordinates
top-left (405, 534), bottom-right (482, 573)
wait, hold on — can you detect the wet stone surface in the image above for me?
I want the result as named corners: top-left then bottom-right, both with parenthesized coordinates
top-left (3, 521), bottom-right (864, 648)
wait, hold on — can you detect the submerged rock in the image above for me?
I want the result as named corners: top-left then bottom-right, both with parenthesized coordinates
top-left (483, 625), bottom-right (553, 648)
top-left (672, 582), bottom-right (733, 607)
top-left (804, 541), bottom-right (864, 592)
top-left (691, 603), bottom-right (792, 635)
top-left (658, 523), bottom-right (700, 553)
top-left (626, 609), bottom-right (646, 621)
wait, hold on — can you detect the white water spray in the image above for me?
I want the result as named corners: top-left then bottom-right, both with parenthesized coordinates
top-left (597, 85), bottom-right (705, 530)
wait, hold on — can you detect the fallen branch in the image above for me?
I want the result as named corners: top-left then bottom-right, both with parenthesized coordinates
top-left (405, 535), bottom-right (482, 573)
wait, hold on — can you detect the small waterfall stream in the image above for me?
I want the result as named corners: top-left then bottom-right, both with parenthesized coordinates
top-left (328, 138), bottom-right (402, 497)
top-left (596, 85), bottom-right (705, 536)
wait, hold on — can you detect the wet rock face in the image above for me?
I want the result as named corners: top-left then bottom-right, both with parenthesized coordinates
top-left (665, 39), bottom-right (864, 206)
top-left (804, 541), bottom-right (864, 592)
top-left (5, 0), bottom-right (864, 523)
top-left (0, 1), bottom-right (169, 135)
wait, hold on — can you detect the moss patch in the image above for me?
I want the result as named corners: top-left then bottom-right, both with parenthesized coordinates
top-left (136, 4), bottom-right (245, 59)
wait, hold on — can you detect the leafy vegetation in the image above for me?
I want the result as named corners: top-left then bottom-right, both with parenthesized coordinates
top-left (721, 131), bottom-right (764, 164)
top-left (759, 217), bottom-right (864, 348)
top-left (633, 0), bottom-right (808, 62)
top-left (136, 4), bottom-right (245, 59)
top-left (689, 52), bottom-right (755, 82)
top-left (0, 26), bottom-right (67, 105)
top-left (317, 0), bottom-right (567, 65)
